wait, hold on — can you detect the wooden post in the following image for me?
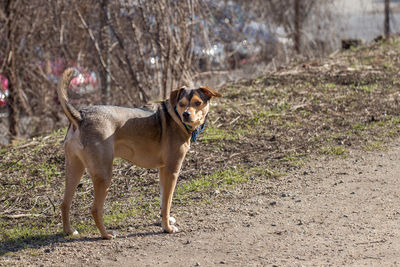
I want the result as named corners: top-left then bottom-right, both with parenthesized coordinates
top-left (385, 0), bottom-right (390, 38)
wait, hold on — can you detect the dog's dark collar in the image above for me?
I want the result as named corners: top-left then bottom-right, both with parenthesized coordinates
top-left (191, 118), bottom-right (207, 143)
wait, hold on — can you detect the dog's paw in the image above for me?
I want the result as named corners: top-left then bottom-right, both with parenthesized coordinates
top-left (169, 216), bottom-right (176, 225)
top-left (171, 225), bottom-right (179, 233)
top-left (102, 231), bottom-right (117, 240)
top-left (64, 228), bottom-right (79, 236)
top-left (163, 225), bottom-right (179, 234)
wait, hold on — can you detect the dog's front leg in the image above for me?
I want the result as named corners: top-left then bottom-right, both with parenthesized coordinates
top-left (159, 166), bottom-right (179, 233)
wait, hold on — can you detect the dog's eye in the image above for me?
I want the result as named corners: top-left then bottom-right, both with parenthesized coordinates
top-left (194, 101), bottom-right (202, 107)
top-left (179, 102), bottom-right (185, 107)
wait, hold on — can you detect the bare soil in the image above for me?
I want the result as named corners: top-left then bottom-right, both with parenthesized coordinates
top-left (111, 143), bottom-right (400, 267)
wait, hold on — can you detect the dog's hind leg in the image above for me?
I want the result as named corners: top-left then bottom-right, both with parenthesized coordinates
top-left (61, 153), bottom-right (85, 236)
top-left (91, 175), bottom-right (114, 239)
top-left (87, 154), bottom-right (115, 240)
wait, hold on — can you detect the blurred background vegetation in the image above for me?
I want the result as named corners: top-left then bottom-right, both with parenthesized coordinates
top-left (0, 0), bottom-right (398, 145)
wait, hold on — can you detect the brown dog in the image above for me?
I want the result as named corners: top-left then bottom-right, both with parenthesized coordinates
top-left (57, 68), bottom-right (222, 239)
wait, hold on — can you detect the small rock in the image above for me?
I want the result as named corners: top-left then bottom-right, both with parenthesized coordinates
top-left (269, 201), bottom-right (277, 206)
top-left (333, 180), bottom-right (344, 186)
top-left (195, 262), bottom-right (201, 266)
top-left (44, 248), bottom-right (51, 253)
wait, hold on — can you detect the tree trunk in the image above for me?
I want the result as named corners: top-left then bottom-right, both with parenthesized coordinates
top-left (294, 0), bottom-right (301, 54)
top-left (4, 0), bottom-right (19, 140)
top-left (99, 0), bottom-right (111, 105)
top-left (384, 0), bottom-right (390, 38)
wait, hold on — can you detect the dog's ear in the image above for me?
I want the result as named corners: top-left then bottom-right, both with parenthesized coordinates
top-left (169, 86), bottom-right (185, 107)
top-left (200, 86), bottom-right (223, 98)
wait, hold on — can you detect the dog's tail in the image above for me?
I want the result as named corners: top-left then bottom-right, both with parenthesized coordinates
top-left (57, 68), bottom-right (82, 128)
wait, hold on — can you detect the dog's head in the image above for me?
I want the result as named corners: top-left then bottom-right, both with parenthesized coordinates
top-left (169, 86), bottom-right (222, 129)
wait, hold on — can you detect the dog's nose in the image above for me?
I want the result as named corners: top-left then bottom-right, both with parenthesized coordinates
top-left (183, 111), bottom-right (191, 120)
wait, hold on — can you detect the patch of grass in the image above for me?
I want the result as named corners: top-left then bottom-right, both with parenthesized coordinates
top-left (174, 167), bottom-right (281, 203)
top-left (383, 62), bottom-right (392, 70)
top-left (37, 162), bottom-right (62, 178)
top-left (248, 110), bottom-right (283, 126)
top-left (202, 126), bottom-right (238, 142)
top-left (1, 226), bottom-right (50, 245)
top-left (323, 82), bottom-right (337, 90)
top-left (73, 222), bottom-right (97, 235)
top-left (175, 168), bottom-right (246, 196)
top-left (320, 145), bottom-right (348, 156)
top-left (104, 200), bottom-right (139, 226)
top-left (280, 154), bottom-right (305, 167)
top-left (352, 122), bottom-right (367, 132)
top-left (360, 83), bottom-right (378, 93)
top-left (113, 158), bottom-right (124, 165)
top-left (364, 140), bottom-right (386, 151)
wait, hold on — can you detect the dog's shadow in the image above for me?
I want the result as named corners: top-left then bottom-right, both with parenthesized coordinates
top-left (0, 224), bottom-right (164, 256)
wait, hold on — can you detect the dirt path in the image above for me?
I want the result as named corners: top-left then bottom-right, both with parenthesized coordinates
top-left (103, 142), bottom-right (400, 267)
top-left (4, 140), bottom-right (400, 266)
